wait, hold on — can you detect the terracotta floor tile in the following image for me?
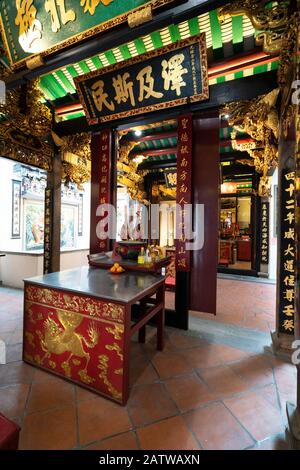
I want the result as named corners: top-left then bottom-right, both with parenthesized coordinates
top-left (0, 361), bottom-right (35, 385)
top-left (151, 351), bottom-right (193, 379)
top-left (256, 384), bottom-right (281, 410)
top-left (165, 373), bottom-right (215, 412)
top-left (33, 368), bottom-right (63, 383)
top-left (76, 385), bottom-right (99, 403)
top-left (19, 405), bottom-right (77, 450)
top-left (249, 434), bottom-right (289, 450)
top-left (224, 390), bottom-right (284, 441)
top-left (167, 333), bottom-right (207, 351)
top-left (229, 355), bottom-right (274, 388)
top-left (184, 402), bottom-right (254, 450)
top-left (130, 341), bottom-right (148, 358)
top-left (0, 383), bottom-right (30, 419)
top-left (197, 364), bottom-right (249, 398)
top-left (183, 345), bottom-right (224, 369)
top-left (128, 383), bottom-right (178, 426)
top-left (212, 344), bottom-right (250, 364)
top-left (84, 432), bottom-right (139, 450)
top-left (78, 396), bottom-right (132, 446)
top-left (130, 355), bottom-right (159, 387)
top-left (27, 377), bottom-right (75, 414)
top-left (137, 416), bottom-right (199, 450)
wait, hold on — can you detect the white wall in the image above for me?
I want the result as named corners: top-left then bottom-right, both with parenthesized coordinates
top-left (0, 158), bottom-right (24, 252)
top-left (0, 250), bottom-right (89, 289)
top-left (0, 157), bottom-right (91, 288)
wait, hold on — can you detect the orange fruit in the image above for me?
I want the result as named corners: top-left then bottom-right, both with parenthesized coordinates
top-left (117, 267), bottom-right (123, 273)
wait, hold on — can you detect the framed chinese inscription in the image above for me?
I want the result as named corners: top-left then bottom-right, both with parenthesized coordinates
top-left (11, 180), bottom-right (21, 238)
top-left (260, 201), bottom-right (269, 264)
top-left (0, 0), bottom-right (177, 69)
top-left (278, 170), bottom-right (296, 335)
top-left (75, 34), bottom-right (209, 124)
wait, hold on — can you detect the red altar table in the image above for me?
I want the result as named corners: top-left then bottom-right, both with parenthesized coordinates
top-left (23, 267), bottom-right (165, 405)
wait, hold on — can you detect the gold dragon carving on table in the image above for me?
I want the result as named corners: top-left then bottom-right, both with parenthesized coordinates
top-left (36, 308), bottom-right (99, 384)
top-left (218, 0), bottom-right (289, 55)
top-left (223, 88), bottom-right (280, 197)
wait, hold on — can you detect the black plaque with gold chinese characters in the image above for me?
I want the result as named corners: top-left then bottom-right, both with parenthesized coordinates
top-left (175, 114), bottom-right (192, 272)
top-left (75, 35), bottom-right (208, 124)
top-left (260, 201), bottom-right (269, 264)
top-left (278, 170), bottom-right (296, 335)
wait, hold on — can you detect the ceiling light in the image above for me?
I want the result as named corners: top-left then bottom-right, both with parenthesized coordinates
top-left (135, 130), bottom-right (142, 137)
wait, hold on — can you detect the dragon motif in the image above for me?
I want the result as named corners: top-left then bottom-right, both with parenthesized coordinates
top-left (223, 89), bottom-right (279, 196)
top-left (37, 309), bottom-right (99, 376)
top-left (218, 0), bottom-right (289, 55)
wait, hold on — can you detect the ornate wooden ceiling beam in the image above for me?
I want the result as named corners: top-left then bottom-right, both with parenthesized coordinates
top-left (129, 131), bottom-right (178, 142)
top-left (131, 148), bottom-right (177, 157)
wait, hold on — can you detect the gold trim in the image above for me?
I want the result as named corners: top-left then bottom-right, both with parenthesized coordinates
top-left (1, 0), bottom-right (177, 70)
top-left (75, 34), bottom-right (209, 124)
top-left (25, 300), bottom-right (123, 327)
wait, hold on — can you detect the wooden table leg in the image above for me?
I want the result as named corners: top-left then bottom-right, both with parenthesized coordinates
top-left (157, 284), bottom-right (165, 351)
top-left (138, 299), bottom-right (147, 344)
top-left (138, 325), bottom-right (146, 343)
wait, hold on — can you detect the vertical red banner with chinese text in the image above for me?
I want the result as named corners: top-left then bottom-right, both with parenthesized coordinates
top-left (90, 130), bottom-right (112, 254)
top-left (176, 114), bottom-right (192, 272)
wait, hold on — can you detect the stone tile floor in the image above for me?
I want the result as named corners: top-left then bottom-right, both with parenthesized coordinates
top-left (0, 285), bottom-right (296, 450)
top-left (166, 278), bottom-right (276, 333)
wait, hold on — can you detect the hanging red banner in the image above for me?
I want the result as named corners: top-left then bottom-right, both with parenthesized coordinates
top-left (176, 114), bottom-right (193, 272)
top-left (98, 130), bottom-right (111, 252)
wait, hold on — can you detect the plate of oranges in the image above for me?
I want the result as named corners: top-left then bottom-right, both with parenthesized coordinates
top-left (109, 262), bottom-right (125, 274)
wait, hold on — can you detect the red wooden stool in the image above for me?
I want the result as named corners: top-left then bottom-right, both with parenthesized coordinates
top-left (0, 413), bottom-right (20, 450)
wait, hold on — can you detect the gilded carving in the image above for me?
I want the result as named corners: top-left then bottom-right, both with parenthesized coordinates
top-left (223, 89), bottom-right (280, 196)
top-left (98, 354), bottom-right (122, 401)
top-left (218, 0), bottom-right (288, 55)
top-left (0, 65), bottom-right (52, 170)
top-left (105, 342), bottom-right (123, 360)
top-left (106, 324), bottom-right (124, 340)
top-left (26, 285), bottom-right (125, 323)
top-left (52, 131), bottom-right (91, 189)
top-left (128, 5), bottom-right (153, 28)
top-left (277, 12), bottom-right (300, 112)
top-left (37, 309), bottom-right (99, 375)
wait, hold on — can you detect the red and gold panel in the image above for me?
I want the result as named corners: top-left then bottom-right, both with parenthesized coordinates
top-left (24, 285), bottom-right (125, 403)
top-left (98, 130), bottom-right (112, 253)
top-left (176, 114), bottom-right (193, 272)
